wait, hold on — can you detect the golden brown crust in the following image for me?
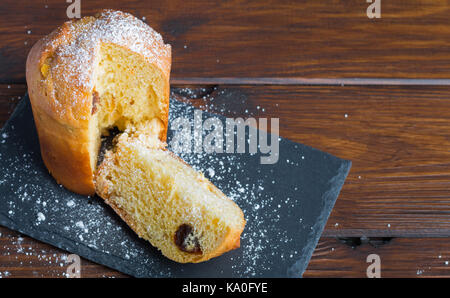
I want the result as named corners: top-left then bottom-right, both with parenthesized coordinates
top-left (26, 10), bottom-right (171, 195)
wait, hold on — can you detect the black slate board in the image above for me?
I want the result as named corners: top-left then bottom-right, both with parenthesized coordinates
top-left (0, 95), bottom-right (351, 277)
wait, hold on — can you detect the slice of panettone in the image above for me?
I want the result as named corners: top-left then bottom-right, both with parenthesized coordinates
top-left (95, 125), bottom-right (246, 263)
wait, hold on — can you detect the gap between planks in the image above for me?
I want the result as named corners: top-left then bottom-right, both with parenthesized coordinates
top-left (3, 78), bottom-right (450, 87)
top-left (171, 77), bottom-right (450, 86)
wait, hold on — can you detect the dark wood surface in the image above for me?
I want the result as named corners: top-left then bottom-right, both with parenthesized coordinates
top-left (0, 0), bottom-right (450, 82)
top-left (0, 0), bottom-right (449, 278)
top-left (172, 84), bottom-right (450, 237)
top-left (2, 226), bottom-right (449, 278)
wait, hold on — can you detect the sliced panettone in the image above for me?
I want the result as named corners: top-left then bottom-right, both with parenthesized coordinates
top-left (95, 126), bottom-right (246, 263)
top-left (26, 10), bottom-right (171, 195)
top-left (27, 9), bottom-right (245, 264)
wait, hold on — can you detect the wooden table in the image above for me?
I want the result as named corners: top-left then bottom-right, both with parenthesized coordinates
top-left (0, 0), bottom-right (449, 278)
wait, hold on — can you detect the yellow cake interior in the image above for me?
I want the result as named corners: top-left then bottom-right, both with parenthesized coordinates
top-left (88, 42), bottom-right (167, 170)
top-left (95, 130), bottom-right (244, 262)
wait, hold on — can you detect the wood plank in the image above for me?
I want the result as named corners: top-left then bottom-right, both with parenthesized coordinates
top-left (0, 84), bottom-right (25, 127)
top-left (0, 227), bottom-right (126, 278)
top-left (304, 237), bottom-right (450, 278)
top-left (173, 84), bottom-right (450, 237)
top-left (172, 78), bottom-right (450, 86)
top-left (1, 0), bottom-right (449, 83)
top-left (1, 227), bottom-right (449, 278)
top-left (2, 83), bottom-right (450, 237)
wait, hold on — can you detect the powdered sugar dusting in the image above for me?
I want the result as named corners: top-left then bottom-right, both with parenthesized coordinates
top-left (43, 10), bottom-right (170, 119)
top-left (36, 212), bottom-right (46, 222)
top-left (0, 91), bottom-right (345, 277)
top-left (167, 97), bottom-right (310, 276)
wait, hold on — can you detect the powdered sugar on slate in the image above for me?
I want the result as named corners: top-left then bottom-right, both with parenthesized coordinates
top-left (168, 97), bottom-right (307, 276)
top-left (0, 90), bottom-right (335, 277)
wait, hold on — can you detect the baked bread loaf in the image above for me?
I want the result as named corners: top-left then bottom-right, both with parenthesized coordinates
top-left (95, 126), bottom-right (246, 263)
top-left (26, 9), bottom-right (245, 263)
top-left (26, 10), bottom-right (171, 195)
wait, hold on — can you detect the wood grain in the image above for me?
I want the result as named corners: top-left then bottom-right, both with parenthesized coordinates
top-left (1, 227), bottom-right (449, 278)
top-left (0, 227), bottom-right (126, 278)
top-left (304, 237), bottom-right (450, 278)
top-left (1, 0), bottom-right (449, 83)
top-left (174, 84), bottom-right (450, 237)
top-left (2, 0), bottom-right (449, 278)
top-left (2, 84), bottom-right (450, 237)
top-left (171, 78), bottom-right (450, 86)
top-left (0, 84), bottom-right (24, 127)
